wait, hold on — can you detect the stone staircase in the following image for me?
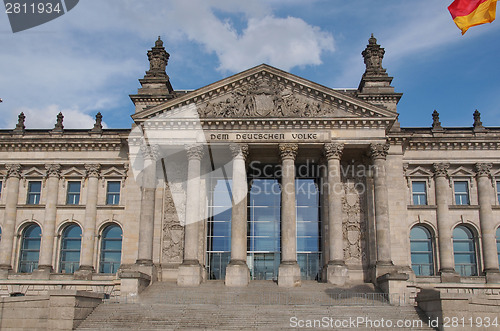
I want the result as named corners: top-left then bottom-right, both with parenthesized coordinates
top-left (77, 281), bottom-right (435, 330)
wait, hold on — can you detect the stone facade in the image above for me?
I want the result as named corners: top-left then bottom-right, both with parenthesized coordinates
top-left (1, 36), bottom-right (500, 308)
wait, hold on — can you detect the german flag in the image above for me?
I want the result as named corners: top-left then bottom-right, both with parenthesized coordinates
top-left (448, 0), bottom-right (498, 34)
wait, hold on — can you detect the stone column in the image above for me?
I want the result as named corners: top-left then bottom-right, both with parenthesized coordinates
top-left (177, 144), bottom-right (204, 286)
top-left (76, 164), bottom-right (100, 279)
top-left (475, 163), bottom-right (500, 283)
top-left (370, 143), bottom-right (394, 277)
top-left (225, 143), bottom-right (250, 287)
top-left (136, 144), bottom-right (159, 268)
top-left (37, 164), bottom-right (61, 273)
top-left (278, 143), bottom-right (301, 287)
top-left (433, 163), bottom-right (459, 282)
top-left (0, 164), bottom-right (22, 275)
top-left (324, 143), bottom-right (348, 285)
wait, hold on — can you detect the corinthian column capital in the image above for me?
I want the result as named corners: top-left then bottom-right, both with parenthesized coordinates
top-left (5, 164), bottom-right (22, 178)
top-left (85, 164), bottom-right (101, 178)
top-left (369, 143), bottom-right (389, 160)
top-left (185, 144), bottom-right (204, 161)
top-left (140, 143), bottom-right (160, 161)
top-left (45, 164), bottom-right (61, 178)
top-left (229, 143), bottom-right (249, 159)
top-left (475, 163), bottom-right (492, 177)
top-left (432, 163), bottom-right (450, 177)
top-left (279, 143), bottom-right (298, 161)
top-left (324, 143), bottom-right (344, 160)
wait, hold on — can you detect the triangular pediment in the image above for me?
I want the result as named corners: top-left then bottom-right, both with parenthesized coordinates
top-left (22, 167), bottom-right (45, 178)
top-left (449, 166), bottom-right (475, 177)
top-left (61, 167), bottom-right (85, 178)
top-left (406, 166), bottom-right (433, 177)
top-left (132, 64), bottom-right (397, 122)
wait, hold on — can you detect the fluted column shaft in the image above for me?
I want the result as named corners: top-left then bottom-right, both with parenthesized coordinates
top-left (229, 144), bottom-right (249, 263)
top-left (182, 145), bottom-right (204, 264)
top-left (476, 163), bottom-right (500, 276)
top-left (136, 145), bottom-right (159, 265)
top-left (433, 163), bottom-right (455, 273)
top-left (370, 144), bottom-right (392, 265)
top-left (38, 164), bottom-right (61, 270)
top-left (280, 144), bottom-right (298, 263)
top-left (79, 164), bottom-right (100, 271)
top-left (0, 164), bottom-right (22, 270)
top-left (325, 143), bottom-right (344, 264)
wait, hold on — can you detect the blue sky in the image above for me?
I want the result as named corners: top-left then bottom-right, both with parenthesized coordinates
top-left (0, 0), bottom-right (499, 129)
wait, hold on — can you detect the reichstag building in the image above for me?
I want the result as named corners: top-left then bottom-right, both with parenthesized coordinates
top-left (1, 35), bottom-right (500, 303)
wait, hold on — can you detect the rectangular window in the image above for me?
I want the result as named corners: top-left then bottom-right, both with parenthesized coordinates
top-left (0, 181), bottom-right (2, 199)
top-left (106, 181), bottom-right (120, 205)
top-left (27, 181), bottom-right (42, 205)
top-left (454, 181), bottom-right (470, 205)
top-left (66, 181), bottom-right (81, 205)
top-left (497, 181), bottom-right (500, 205)
top-left (412, 181), bottom-right (427, 205)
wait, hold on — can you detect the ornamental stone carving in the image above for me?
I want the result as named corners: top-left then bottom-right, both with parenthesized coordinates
top-left (324, 143), bottom-right (344, 160)
top-left (146, 37), bottom-right (169, 78)
top-left (197, 79), bottom-right (365, 119)
top-left (362, 34), bottom-right (387, 77)
top-left (369, 143), bottom-right (389, 160)
top-left (475, 163), bottom-right (492, 177)
top-left (185, 144), bottom-right (204, 161)
top-left (279, 143), bottom-right (298, 161)
top-left (433, 163), bottom-right (450, 177)
top-left (6, 164), bottom-right (21, 178)
top-left (140, 143), bottom-right (160, 161)
top-left (229, 143), bottom-right (249, 159)
top-left (162, 182), bottom-right (184, 263)
top-left (85, 164), bottom-right (101, 178)
top-left (45, 164), bottom-right (61, 178)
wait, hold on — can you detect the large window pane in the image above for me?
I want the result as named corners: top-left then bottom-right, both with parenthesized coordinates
top-left (410, 226), bottom-right (434, 276)
top-left (497, 227), bottom-right (500, 270)
top-left (99, 225), bottom-right (122, 274)
top-left (27, 181), bottom-right (41, 205)
top-left (66, 181), bottom-right (81, 205)
top-left (454, 181), bottom-right (470, 205)
top-left (412, 181), bottom-right (427, 205)
top-left (453, 226), bottom-right (477, 276)
top-left (19, 224), bottom-right (41, 273)
top-left (106, 181), bottom-right (121, 205)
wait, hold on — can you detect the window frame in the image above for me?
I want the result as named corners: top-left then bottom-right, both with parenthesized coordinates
top-left (26, 180), bottom-right (42, 205)
top-left (453, 225), bottom-right (478, 277)
top-left (411, 180), bottom-right (428, 206)
top-left (106, 181), bottom-right (121, 205)
top-left (66, 181), bottom-right (81, 205)
top-left (58, 224), bottom-right (82, 274)
top-left (496, 181), bottom-right (500, 205)
top-left (98, 224), bottom-right (123, 274)
top-left (453, 180), bottom-right (470, 206)
top-left (410, 225), bottom-right (435, 276)
top-left (18, 224), bottom-right (42, 273)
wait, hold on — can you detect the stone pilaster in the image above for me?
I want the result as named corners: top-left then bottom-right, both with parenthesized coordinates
top-left (433, 163), bottom-right (459, 282)
top-left (177, 144), bottom-right (204, 286)
top-left (475, 163), bottom-right (500, 283)
top-left (75, 164), bottom-right (100, 279)
top-left (37, 164), bottom-right (61, 274)
top-left (225, 143), bottom-right (250, 287)
top-left (0, 164), bottom-right (22, 275)
top-left (324, 143), bottom-right (348, 285)
top-left (370, 143), bottom-right (394, 278)
top-left (278, 143), bottom-right (301, 287)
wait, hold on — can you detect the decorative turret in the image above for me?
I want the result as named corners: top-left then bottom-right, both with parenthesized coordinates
top-left (473, 109), bottom-right (487, 132)
top-left (12, 112), bottom-right (25, 135)
top-left (130, 36), bottom-right (175, 114)
top-left (431, 110), bottom-right (444, 132)
top-left (51, 112), bottom-right (64, 134)
top-left (357, 34), bottom-right (402, 113)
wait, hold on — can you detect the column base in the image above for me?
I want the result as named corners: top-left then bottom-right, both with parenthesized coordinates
top-left (278, 262), bottom-right (301, 288)
top-left (177, 261), bottom-right (203, 287)
top-left (0, 264), bottom-right (11, 279)
top-left (326, 262), bottom-right (348, 286)
top-left (439, 268), bottom-right (460, 283)
top-left (225, 260), bottom-right (250, 287)
top-left (74, 265), bottom-right (94, 280)
top-left (373, 261), bottom-right (396, 282)
top-left (485, 269), bottom-right (500, 283)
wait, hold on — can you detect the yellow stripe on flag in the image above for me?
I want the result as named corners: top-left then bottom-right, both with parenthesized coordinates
top-left (453, 0), bottom-right (497, 34)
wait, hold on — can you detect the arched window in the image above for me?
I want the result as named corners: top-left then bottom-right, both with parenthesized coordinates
top-left (496, 227), bottom-right (500, 269)
top-left (410, 226), bottom-right (435, 276)
top-left (19, 224), bottom-right (41, 273)
top-left (453, 225), bottom-right (478, 276)
top-left (99, 224), bottom-right (122, 274)
top-left (59, 224), bottom-right (82, 273)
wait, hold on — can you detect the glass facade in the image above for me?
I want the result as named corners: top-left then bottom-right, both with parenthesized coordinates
top-left (27, 181), bottom-right (41, 205)
top-left (453, 226), bottom-right (477, 276)
top-left (66, 181), bottom-right (81, 205)
top-left (206, 178), bottom-right (232, 280)
top-left (106, 181), bottom-right (121, 205)
top-left (247, 179), bottom-right (281, 280)
top-left (412, 181), bottom-right (427, 205)
top-left (99, 225), bottom-right (122, 274)
top-left (19, 224), bottom-right (41, 273)
top-left (59, 224), bottom-right (82, 273)
top-left (454, 181), bottom-right (469, 205)
top-left (410, 226), bottom-right (434, 276)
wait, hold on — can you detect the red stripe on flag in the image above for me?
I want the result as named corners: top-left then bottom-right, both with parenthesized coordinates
top-left (448, 0), bottom-right (489, 19)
